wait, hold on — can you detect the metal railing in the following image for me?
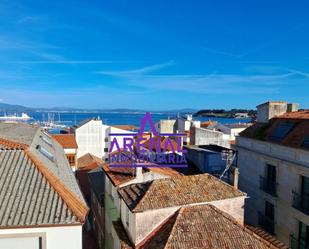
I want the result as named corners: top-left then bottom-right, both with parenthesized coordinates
top-left (258, 212), bottom-right (275, 234)
top-left (292, 191), bottom-right (309, 216)
top-left (260, 176), bottom-right (277, 196)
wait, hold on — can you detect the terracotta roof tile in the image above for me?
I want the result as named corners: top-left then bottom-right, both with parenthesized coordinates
top-left (240, 112), bottom-right (309, 151)
top-left (113, 205), bottom-right (285, 249)
top-left (52, 134), bottom-right (78, 149)
top-left (141, 205), bottom-right (286, 249)
top-left (77, 153), bottom-right (104, 169)
top-left (118, 174), bottom-right (246, 212)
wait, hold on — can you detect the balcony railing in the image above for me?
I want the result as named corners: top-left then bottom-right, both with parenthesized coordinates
top-left (260, 176), bottom-right (277, 196)
top-left (292, 191), bottom-right (309, 216)
top-left (258, 212), bottom-right (275, 234)
top-left (290, 234), bottom-right (309, 249)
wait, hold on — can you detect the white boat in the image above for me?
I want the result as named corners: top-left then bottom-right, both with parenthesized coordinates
top-left (0, 113), bottom-right (32, 121)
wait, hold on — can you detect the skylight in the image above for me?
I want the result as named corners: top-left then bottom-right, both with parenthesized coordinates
top-left (269, 122), bottom-right (295, 142)
top-left (37, 145), bottom-right (54, 161)
top-left (41, 135), bottom-right (53, 147)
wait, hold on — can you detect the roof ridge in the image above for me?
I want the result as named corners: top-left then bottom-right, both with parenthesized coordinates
top-left (25, 150), bottom-right (89, 223)
top-left (0, 137), bottom-right (29, 150)
top-left (132, 181), bottom-right (154, 212)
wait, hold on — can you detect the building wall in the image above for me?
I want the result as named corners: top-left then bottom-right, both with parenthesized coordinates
top-left (257, 102), bottom-right (287, 123)
top-left (124, 197), bottom-right (245, 246)
top-left (237, 136), bottom-right (309, 245)
top-left (0, 225), bottom-right (82, 249)
top-left (156, 120), bottom-right (176, 134)
top-left (190, 127), bottom-right (230, 148)
top-left (186, 147), bottom-right (226, 173)
top-left (210, 196), bottom-right (246, 224)
top-left (76, 120), bottom-right (104, 159)
top-left (91, 191), bottom-right (105, 249)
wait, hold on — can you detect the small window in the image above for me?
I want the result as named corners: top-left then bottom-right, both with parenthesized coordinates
top-left (303, 136), bottom-right (309, 149)
top-left (266, 164), bottom-right (276, 183)
top-left (265, 201), bottom-right (274, 221)
top-left (269, 122), bottom-right (295, 142)
top-left (104, 148), bottom-right (108, 152)
top-left (37, 145), bottom-right (54, 162)
top-left (104, 137), bottom-right (109, 142)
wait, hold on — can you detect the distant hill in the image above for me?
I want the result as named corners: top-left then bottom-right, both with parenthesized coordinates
top-left (0, 102), bottom-right (197, 114)
top-left (0, 103), bottom-right (33, 112)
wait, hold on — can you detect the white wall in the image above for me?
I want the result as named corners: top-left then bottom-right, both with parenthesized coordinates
top-left (0, 225), bottom-right (82, 249)
top-left (76, 120), bottom-right (104, 159)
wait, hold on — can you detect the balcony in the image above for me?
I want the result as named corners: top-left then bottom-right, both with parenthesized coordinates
top-left (258, 212), bottom-right (275, 234)
top-left (290, 234), bottom-right (309, 249)
top-left (260, 176), bottom-right (277, 197)
top-left (292, 191), bottom-right (309, 216)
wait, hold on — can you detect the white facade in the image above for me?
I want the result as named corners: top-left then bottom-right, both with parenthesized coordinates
top-left (215, 123), bottom-right (249, 141)
top-left (0, 225), bottom-right (82, 249)
top-left (237, 136), bottom-right (309, 245)
top-left (75, 119), bottom-right (133, 160)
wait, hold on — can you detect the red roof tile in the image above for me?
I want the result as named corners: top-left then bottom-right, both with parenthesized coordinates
top-left (52, 134), bottom-right (78, 149)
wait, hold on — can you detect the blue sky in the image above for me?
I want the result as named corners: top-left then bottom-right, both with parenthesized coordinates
top-left (0, 0), bottom-right (309, 110)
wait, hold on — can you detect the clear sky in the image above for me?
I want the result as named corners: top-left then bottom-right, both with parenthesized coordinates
top-left (0, 0), bottom-right (309, 110)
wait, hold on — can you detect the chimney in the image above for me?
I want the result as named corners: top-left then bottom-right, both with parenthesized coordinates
top-left (287, 103), bottom-right (299, 113)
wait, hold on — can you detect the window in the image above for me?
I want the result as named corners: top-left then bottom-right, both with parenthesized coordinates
top-left (301, 176), bottom-right (309, 211)
top-left (303, 136), bottom-right (309, 149)
top-left (104, 148), bottom-right (108, 152)
top-left (36, 145), bottom-right (54, 162)
top-left (41, 135), bottom-right (53, 147)
top-left (265, 201), bottom-right (274, 221)
top-left (104, 137), bottom-right (109, 142)
top-left (299, 222), bottom-right (309, 249)
top-left (269, 122), bottom-right (295, 142)
top-left (266, 164), bottom-right (276, 183)
top-left (66, 154), bottom-right (76, 166)
top-left (126, 208), bottom-right (129, 226)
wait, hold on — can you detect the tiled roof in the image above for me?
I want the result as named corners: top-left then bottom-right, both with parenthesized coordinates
top-left (113, 125), bottom-right (139, 131)
top-left (240, 111), bottom-right (309, 150)
top-left (113, 205), bottom-right (285, 249)
top-left (102, 163), bottom-right (136, 186)
top-left (0, 150), bottom-right (79, 227)
top-left (77, 153), bottom-right (103, 169)
top-left (0, 123), bottom-right (88, 227)
top-left (118, 174), bottom-right (246, 212)
top-left (141, 205), bottom-right (286, 249)
top-left (278, 110), bottom-right (309, 119)
top-left (52, 134), bottom-right (78, 149)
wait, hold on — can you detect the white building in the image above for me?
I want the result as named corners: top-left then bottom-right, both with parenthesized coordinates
top-left (215, 123), bottom-right (251, 141)
top-left (0, 123), bottom-right (88, 249)
top-left (75, 118), bottom-right (134, 160)
top-left (237, 104), bottom-right (309, 247)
